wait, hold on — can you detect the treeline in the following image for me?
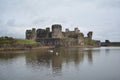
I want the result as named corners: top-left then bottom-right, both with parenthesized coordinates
top-left (0, 36), bottom-right (17, 45)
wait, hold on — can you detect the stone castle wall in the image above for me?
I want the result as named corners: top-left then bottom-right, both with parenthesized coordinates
top-left (52, 24), bottom-right (63, 38)
top-left (26, 24), bottom-right (100, 47)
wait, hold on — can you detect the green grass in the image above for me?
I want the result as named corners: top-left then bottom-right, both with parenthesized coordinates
top-left (16, 39), bottom-right (36, 44)
top-left (0, 37), bottom-right (15, 44)
top-left (0, 36), bottom-right (37, 45)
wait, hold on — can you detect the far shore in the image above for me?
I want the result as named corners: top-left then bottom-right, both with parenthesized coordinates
top-left (0, 46), bottom-right (55, 51)
top-left (0, 45), bottom-right (100, 51)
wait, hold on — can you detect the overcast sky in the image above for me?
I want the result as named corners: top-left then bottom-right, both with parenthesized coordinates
top-left (0, 0), bottom-right (120, 41)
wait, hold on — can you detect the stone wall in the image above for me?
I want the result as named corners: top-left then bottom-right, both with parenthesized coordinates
top-left (36, 29), bottom-right (50, 39)
top-left (25, 24), bottom-right (100, 47)
top-left (52, 24), bottom-right (63, 38)
top-left (87, 31), bottom-right (93, 40)
top-left (26, 28), bottom-right (36, 40)
top-left (26, 30), bottom-right (32, 39)
top-left (36, 38), bottom-right (62, 46)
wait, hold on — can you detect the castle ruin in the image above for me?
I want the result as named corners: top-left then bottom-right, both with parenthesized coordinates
top-left (26, 24), bottom-right (100, 47)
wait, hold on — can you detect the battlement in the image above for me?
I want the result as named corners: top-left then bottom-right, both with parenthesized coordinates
top-left (87, 31), bottom-right (93, 40)
top-left (52, 24), bottom-right (62, 31)
top-left (25, 24), bottom-right (100, 47)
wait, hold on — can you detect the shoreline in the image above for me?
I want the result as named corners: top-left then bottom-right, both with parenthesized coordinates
top-left (1, 46), bottom-right (120, 51)
top-left (0, 46), bottom-right (55, 51)
top-left (0, 45), bottom-right (99, 51)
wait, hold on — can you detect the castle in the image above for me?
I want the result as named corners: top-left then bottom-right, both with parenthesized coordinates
top-left (26, 24), bottom-right (100, 47)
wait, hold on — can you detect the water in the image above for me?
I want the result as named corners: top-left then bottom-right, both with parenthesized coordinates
top-left (0, 47), bottom-right (120, 80)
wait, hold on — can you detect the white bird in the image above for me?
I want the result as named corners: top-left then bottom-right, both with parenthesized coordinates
top-left (48, 50), bottom-right (53, 53)
top-left (56, 52), bottom-right (59, 55)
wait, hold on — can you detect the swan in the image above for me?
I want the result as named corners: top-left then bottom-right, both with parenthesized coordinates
top-left (48, 50), bottom-right (53, 53)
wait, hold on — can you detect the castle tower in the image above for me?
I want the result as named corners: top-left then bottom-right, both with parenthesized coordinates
top-left (52, 24), bottom-right (63, 38)
top-left (77, 33), bottom-right (84, 45)
top-left (31, 28), bottom-right (36, 40)
top-left (46, 27), bottom-right (50, 32)
top-left (66, 28), bottom-right (69, 32)
top-left (74, 27), bottom-right (80, 33)
top-left (26, 30), bottom-right (32, 39)
top-left (87, 31), bottom-right (93, 40)
top-left (26, 28), bottom-right (36, 40)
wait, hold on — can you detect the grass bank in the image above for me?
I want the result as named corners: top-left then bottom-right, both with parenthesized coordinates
top-left (0, 37), bottom-right (54, 51)
top-left (16, 39), bottom-right (37, 44)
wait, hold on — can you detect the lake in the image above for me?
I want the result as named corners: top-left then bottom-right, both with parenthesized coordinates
top-left (0, 47), bottom-right (120, 80)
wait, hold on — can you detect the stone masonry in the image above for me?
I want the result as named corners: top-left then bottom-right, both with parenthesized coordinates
top-left (26, 24), bottom-right (100, 47)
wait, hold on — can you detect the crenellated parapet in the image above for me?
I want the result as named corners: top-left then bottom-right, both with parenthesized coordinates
top-left (25, 24), bottom-right (100, 47)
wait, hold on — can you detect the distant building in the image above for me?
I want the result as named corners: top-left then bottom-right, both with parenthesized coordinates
top-left (26, 24), bottom-right (100, 47)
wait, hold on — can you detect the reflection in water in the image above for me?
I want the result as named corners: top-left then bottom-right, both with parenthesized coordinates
top-left (0, 48), bottom-right (99, 73)
top-left (0, 47), bottom-right (120, 80)
top-left (0, 51), bottom-right (24, 60)
top-left (24, 48), bottom-right (97, 73)
top-left (105, 48), bottom-right (110, 53)
top-left (86, 50), bottom-right (93, 63)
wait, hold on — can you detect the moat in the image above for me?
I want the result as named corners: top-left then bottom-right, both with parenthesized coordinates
top-left (0, 47), bottom-right (120, 80)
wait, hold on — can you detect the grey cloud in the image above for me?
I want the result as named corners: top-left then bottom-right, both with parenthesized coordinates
top-left (32, 18), bottom-right (50, 25)
top-left (0, 0), bottom-right (120, 41)
top-left (0, 19), bottom-right (28, 38)
top-left (6, 19), bottom-right (16, 26)
top-left (96, 0), bottom-right (120, 9)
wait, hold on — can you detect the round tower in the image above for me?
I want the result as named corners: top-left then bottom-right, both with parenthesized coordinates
top-left (52, 24), bottom-right (63, 38)
top-left (87, 31), bottom-right (93, 40)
